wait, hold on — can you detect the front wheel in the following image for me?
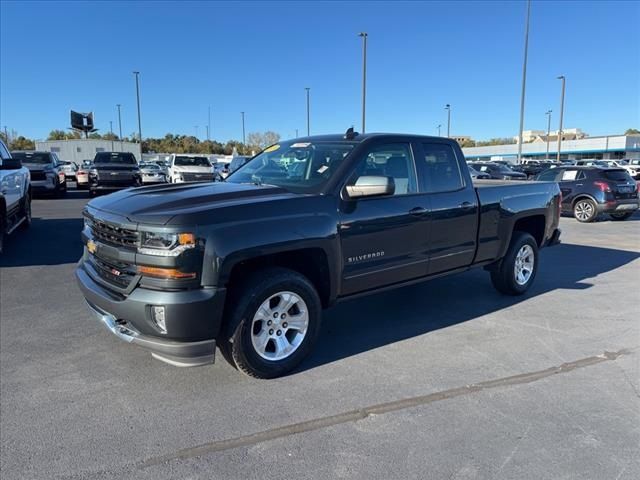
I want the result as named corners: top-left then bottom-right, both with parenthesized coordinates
top-left (220, 267), bottom-right (322, 379)
top-left (20, 192), bottom-right (31, 230)
top-left (609, 212), bottom-right (634, 221)
top-left (490, 232), bottom-right (539, 296)
top-left (573, 198), bottom-right (597, 223)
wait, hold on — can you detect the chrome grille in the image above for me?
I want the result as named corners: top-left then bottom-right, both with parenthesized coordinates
top-left (89, 219), bottom-right (139, 249)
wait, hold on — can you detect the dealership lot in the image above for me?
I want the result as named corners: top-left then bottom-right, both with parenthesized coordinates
top-left (1, 191), bottom-right (639, 480)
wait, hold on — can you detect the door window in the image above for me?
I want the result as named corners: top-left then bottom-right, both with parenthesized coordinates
top-left (537, 169), bottom-right (559, 181)
top-left (561, 170), bottom-right (579, 181)
top-left (347, 143), bottom-right (417, 195)
top-left (420, 143), bottom-right (464, 192)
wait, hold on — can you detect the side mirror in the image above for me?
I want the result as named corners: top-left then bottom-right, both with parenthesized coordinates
top-left (0, 158), bottom-right (22, 170)
top-left (345, 175), bottom-right (395, 199)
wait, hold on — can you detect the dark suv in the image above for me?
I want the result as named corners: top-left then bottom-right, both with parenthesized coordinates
top-left (534, 166), bottom-right (639, 222)
top-left (89, 152), bottom-right (141, 196)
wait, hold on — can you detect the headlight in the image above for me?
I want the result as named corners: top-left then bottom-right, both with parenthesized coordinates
top-left (89, 168), bottom-right (98, 176)
top-left (138, 231), bottom-right (196, 256)
top-left (83, 216), bottom-right (93, 230)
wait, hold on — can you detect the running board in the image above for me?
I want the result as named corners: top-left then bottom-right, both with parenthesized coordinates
top-left (6, 216), bottom-right (26, 235)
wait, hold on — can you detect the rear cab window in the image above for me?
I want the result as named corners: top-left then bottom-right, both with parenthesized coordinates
top-left (420, 143), bottom-right (464, 193)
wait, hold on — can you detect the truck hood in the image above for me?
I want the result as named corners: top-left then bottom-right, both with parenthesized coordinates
top-left (87, 181), bottom-right (295, 225)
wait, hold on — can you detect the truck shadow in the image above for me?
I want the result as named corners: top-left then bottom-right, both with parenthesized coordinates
top-left (299, 243), bottom-right (639, 373)
top-left (0, 217), bottom-right (84, 267)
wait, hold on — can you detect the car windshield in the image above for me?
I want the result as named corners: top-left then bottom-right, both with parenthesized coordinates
top-left (12, 152), bottom-right (51, 164)
top-left (227, 140), bottom-right (355, 193)
top-left (602, 169), bottom-right (633, 182)
top-left (174, 156), bottom-right (210, 166)
top-left (141, 164), bottom-right (159, 170)
top-left (94, 152), bottom-right (137, 165)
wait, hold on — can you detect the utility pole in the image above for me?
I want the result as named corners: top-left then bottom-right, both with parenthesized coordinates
top-left (557, 75), bottom-right (566, 163)
top-left (208, 105), bottom-right (211, 141)
top-left (116, 104), bottom-right (123, 150)
top-left (206, 125), bottom-right (209, 142)
top-left (241, 111), bottom-right (246, 150)
top-left (358, 32), bottom-right (368, 133)
top-left (133, 71), bottom-right (142, 145)
top-left (445, 104), bottom-right (451, 137)
top-left (110, 121), bottom-right (114, 151)
top-left (516, 0), bottom-right (531, 165)
top-left (545, 109), bottom-right (552, 160)
top-left (305, 87), bottom-right (311, 136)
top-left (437, 124), bottom-right (441, 137)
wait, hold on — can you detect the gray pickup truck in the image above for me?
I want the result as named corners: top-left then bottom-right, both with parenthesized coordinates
top-left (76, 131), bottom-right (561, 378)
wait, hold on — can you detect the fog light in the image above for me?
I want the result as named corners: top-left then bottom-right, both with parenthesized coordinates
top-left (150, 306), bottom-right (167, 334)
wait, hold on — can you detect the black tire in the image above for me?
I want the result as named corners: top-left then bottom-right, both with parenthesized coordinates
top-left (20, 192), bottom-right (31, 230)
top-left (0, 213), bottom-right (5, 255)
top-left (609, 212), bottom-right (634, 221)
top-left (573, 198), bottom-right (597, 223)
top-left (490, 232), bottom-right (539, 296)
top-left (220, 267), bottom-right (322, 379)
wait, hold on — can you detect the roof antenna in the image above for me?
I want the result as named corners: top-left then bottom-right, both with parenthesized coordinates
top-left (344, 126), bottom-right (359, 140)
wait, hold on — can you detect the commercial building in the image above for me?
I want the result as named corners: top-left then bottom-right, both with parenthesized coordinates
top-left (35, 139), bottom-right (142, 164)
top-left (513, 128), bottom-right (587, 144)
top-left (463, 134), bottom-right (640, 162)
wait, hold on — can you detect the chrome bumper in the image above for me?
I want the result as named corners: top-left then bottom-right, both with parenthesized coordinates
top-left (85, 301), bottom-right (216, 367)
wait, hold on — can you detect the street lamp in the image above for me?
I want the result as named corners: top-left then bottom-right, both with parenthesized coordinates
top-left (109, 121), bottom-right (114, 151)
top-left (305, 87), bottom-right (311, 136)
top-left (208, 106), bottom-right (211, 141)
top-left (195, 125), bottom-right (199, 139)
top-left (116, 104), bottom-right (123, 150)
top-left (557, 75), bottom-right (566, 163)
top-left (445, 104), bottom-right (451, 137)
top-left (545, 110), bottom-right (553, 160)
top-left (133, 71), bottom-right (142, 145)
top-left (295, 128), bottom-right (299, 138)
top-left (437, 124), bottom-right (441, 136)
top-left (241, 111), bottom-right (246, 149)
top-left (358, 32), bottom-right (368, 133)
top-left (516, 0), bottom-right (531, 164)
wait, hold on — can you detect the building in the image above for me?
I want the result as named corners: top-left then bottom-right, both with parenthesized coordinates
top-left (35, 139), bottom-right (142, 165)
top-left (463, 134), bottom-right (640, 162)
top-left (513, 128), bottom-right (587, 144)
top-left (451, 135), bottom-right (473, 144)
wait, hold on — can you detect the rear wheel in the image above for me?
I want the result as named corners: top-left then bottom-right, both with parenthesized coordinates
top-left (20, 192), bottom-right (31, 230)
top-left (220, 267), bottom-right (322, 379)
top-left (573, 198), bottom-right (597, 223)
top-left (609, 212), bottom-right (634, 221)
top-left (0, 212), bottom-right (5, 254)
top-left (490, 232), bottom-right (539, 296)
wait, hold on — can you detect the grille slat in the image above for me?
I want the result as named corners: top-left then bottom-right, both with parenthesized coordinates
top-left (182, 172), bottom-right (214, 182)
top-left (90, 219), bottom-right (139, 249)
top-left (89, 255), bottom-right (136, 289)
top-left (31, 171), bottom-right (46, 181)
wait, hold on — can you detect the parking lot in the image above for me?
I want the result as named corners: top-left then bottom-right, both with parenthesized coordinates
top-left (1, 188), bottom-right (639, 480)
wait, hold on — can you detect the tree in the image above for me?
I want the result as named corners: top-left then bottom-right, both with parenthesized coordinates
top-left (102, 132), bottom-right (119, 141)
top-left (475, 137), bottom-right (516, 147)
top-left (10, 136), bottom-right (35, 150)
top-left (458, 139), bottom-right (476, 148)
top-left (263, 131), bottom-right (280, 147)
top-left (246, 131), bottom-right (281, 151)
top-left (47, 130), bottom-right (67, 140)
top-left (624, 128), bottom-right (640, 135)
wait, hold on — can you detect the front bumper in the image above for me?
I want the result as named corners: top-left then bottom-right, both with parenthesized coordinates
top-left (76, 261), bottom-right (226, 367)
top-left (31, 178), bottom-right (58, 192)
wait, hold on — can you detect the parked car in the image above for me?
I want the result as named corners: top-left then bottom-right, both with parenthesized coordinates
top-left (597, 160), bottom-right (639, 179)
top-left (468, 162), bottom-right (528, 180)
top-left (76, 131), bottom-right (561, 378)
top-left (11, 151), bottom-right (67, 197)
top-left (167, 154), bottom-right (214, 183)
top-left (75, 165), bottom-right (89, 189)
top-left (139, 163), bottom-right (167, 184)
top-left (468, 165), bottom-right (490, 179)
top-left (59, 161), bottom-right (78, 180)
top-left (0, 140), bottom-right (31, 253)
top-left (89, 152), bottom-right (141, 196)
top-left (534, 166), bottom-right (639, 222)
top-left (214, 162), bottom-right (231, 180)
top-left (576, 160), bottom-right (609, 168)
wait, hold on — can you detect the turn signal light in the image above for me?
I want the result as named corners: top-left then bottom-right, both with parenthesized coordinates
top-left (138, 266), bottom-right (196, 279)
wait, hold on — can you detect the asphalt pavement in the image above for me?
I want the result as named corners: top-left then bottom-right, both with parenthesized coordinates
top-left (1, 188), bottom-right (639, 479)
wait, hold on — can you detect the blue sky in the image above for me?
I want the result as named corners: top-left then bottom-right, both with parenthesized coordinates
top-left (1, 0), bottom-right (638, 142)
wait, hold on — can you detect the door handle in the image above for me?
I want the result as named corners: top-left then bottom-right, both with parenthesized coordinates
top-left (459, 201), bottom-right (474, 210)
top-left (409, 207), bottom-right (428, 216)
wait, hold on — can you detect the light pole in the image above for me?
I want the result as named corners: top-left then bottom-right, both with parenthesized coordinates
top-left (133, 71), bottom-right (142, 145)
top-left (3, 125), bottom-right (8, 144)
top-left (358, 32), bottom-right (368, 133)
top-left (116, 104), bottom-right (123, 150)
top-left (109, 121), bottom-right (114, 151)
top-left (195, 125), bottom-right (199, 139)
top-left (516, 0), bottom-right (531, 165)
top-left (208, 106), bottom-right (211, 141)
top-left (241, 111), bottom-right (246, 150)
top-left (545, 109), bottom-right (552, 160)
top-left (295, 129), bottom-right (299, 137)
top-left (445, 104), bottom-right (451, 137)
top-left (557, 75), bottom-right (566, 163)
top-left (305, 87), bottom-right (311, 136)
top-left (437, 124), bottom-right (441, 136)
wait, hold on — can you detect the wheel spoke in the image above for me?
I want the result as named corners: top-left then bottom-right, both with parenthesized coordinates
top-left (285, 312), bottom-right (308, 332)
top-left (273, 335), bottom-right (291, 357)
top-left (253, 329), bottom-right (270, 353)
top-left (277, 292), bottom-right (298, 314)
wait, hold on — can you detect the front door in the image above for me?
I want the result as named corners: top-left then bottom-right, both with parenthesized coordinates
top-left (338, 142), bottom-right (431, 296)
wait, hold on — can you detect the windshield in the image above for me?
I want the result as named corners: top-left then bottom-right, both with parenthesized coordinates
top-left (141, 164), bottom-right (159, 170)
top-left (174, 156), bottom-right (210, 167)
top-left (227, 140), bottom-right (355, 193)
top-left (12, 152), bottom-right (51, 164)
top-left (94, 152), bottom-right (137, 165)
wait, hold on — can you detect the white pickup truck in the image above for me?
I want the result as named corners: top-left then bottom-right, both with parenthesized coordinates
top-left (0, 140), bottom-right (31, 253)
top-left (167, 154), bottom-right (215, 183)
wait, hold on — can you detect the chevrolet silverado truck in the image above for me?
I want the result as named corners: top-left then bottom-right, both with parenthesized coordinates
top-left (89, 152), bottom-right (141, 196)
top-left (76, 132), bottom-right (561, 378)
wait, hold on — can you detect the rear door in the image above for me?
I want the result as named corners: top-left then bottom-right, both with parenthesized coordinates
top-left (415, 141), bottom-right (479, 274)
top-left (338, 142), bottom-right (431, 295)
top-left (557, 168), bottom-right (585, 210)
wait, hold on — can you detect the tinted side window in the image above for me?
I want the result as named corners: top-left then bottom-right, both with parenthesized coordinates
top-left (421, 143), bottom-right (464, 193)
top-left (537, 169), bottom-right (559, 181)
top-left (348, 143), bottom-right (417, 196)
top-left (0, 141), bottom-right (11, 160)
